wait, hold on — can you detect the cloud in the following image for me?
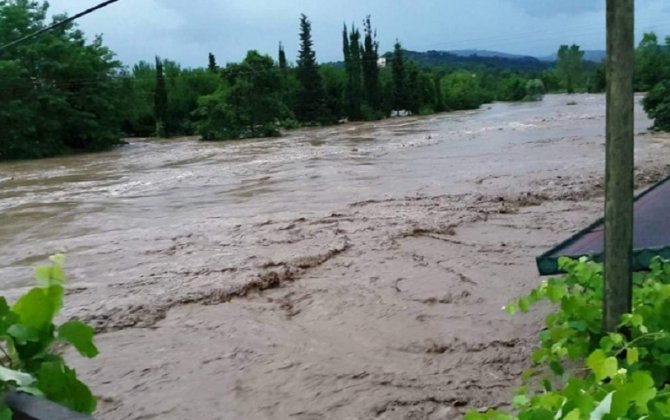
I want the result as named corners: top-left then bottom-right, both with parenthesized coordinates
top-left (40, 0), bottom-right (670, 67)
top-left (504, 0), bottom-right (604, 18)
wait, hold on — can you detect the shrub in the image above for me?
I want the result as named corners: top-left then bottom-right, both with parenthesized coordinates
top-left (524, 79), bottom-right (545, 102)
top-left (0, 255), bottom-right (98, 417)
top-left (643, 81), bottom-right (670, 131)
top-left (467, 257), bottom-right (670, 419)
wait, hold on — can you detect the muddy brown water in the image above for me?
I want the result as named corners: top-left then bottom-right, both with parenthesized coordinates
top-left (1, 94), bottom-right (669, 419)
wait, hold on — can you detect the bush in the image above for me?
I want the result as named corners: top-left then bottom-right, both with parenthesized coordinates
top-left (0, 255), bottom-right (98, 416)
top-left (643, 81), bottom-right (670, 131)
top-left (467, 257), bottom-right (670, 419)
top-left (524, 79), bottom-right (545, 102)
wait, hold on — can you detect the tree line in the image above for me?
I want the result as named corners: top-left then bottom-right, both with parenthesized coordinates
top-left (0, 1), bottom-right (639, 161)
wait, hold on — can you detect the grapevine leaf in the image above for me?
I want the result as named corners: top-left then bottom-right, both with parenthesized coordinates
top-left (36, 361), bottom-right (97, 414)
top-left (35, 266), bottom-right (51, 288)
top-left (627, 347), bottom-right (639, 366)
top-left (11, 287), bottom-right (61, 331)
top-left (587, 350), bottom-right (618, 381)
top-left (7, 324), bottom-right (40, 344)
top-left (611, 371), bottom-right (656, 416)
top-left (505, 304), bottom-right (518, 315)
top-left (49, 254), bottom-right (66, 266)
top-left (518, 297), bottom-right (531, 313)
top-left (563, 409), bottom-right (580, 420)
top-left (0, 366), bottom-right (34, 386)
top-left (58, 321), bottom-right (98, 358)
top-left (513, 394), bottom-right (530, 408)
top-left (589, 391), bottom-right (613, 420)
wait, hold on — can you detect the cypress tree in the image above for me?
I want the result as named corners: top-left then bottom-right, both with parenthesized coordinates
top-left (208, 52), bottom-right (218, 73)
top-left (348, 26), bottom-right (363, 120)
top-left (391, 41), bottom-right (407, 111)
top-left (343, 24), bottom-right (362, 120)
top-left (295, 14), bottom-right (326, 123)
top-left (362, 16), bottom-right (380, 111)
top-left (278, 42), bottom-right (287, 72)
top-left (154, 56), bottom-right (168, 137)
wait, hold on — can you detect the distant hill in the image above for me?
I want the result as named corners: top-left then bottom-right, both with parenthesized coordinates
top-left (381, 49), bottom-right (551, 72)
top-left (327, 48), bottom-right (604, 73)
top-left (539, 50), bottom-right (606, 63)
top-left (447, 49), bottom-right (536, 60)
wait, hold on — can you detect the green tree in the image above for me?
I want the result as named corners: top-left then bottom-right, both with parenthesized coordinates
top-left (556, 44), bottom-right (585, 94)
top-left (442, 71), bottom-right (485, 110)
top-left (195, 51), bottom-right (287, 140)
top-left (0, 0), bottom-right (124, 160)
top-left (295, 14), bottom-right (327, 123)
top-left (154, 56), bottom-right (168, 137)
top-left (525, 79), bottom-right (546, 101)
top-left (361, 15), bottom-right (380, 111)
top-left (635, 32), bottom-right (666, 91)
top-left (643, 80), bottom-right (670, 131)
top-left (278, 41), bottom-right (287, 72)
top-left (321, 65), bottom-right (345, 121)
top-left (391, 40), bottom-right (408, 110)
top-left (343, 24), bottom-right (363, 120)
top-left (208, 52), bottom-right (218, 73)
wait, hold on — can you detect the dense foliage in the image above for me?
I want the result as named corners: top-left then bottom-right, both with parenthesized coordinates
top-left (639, 32), bottom-right (670, 132)
top-left (467, 257), bottom-right (670, 419)
top-left (0, 255), bottom-right (98, 417)
top-left (0, 0), bottom-right (124, 160)
top-left (3, 1), bottom-right (643, 159)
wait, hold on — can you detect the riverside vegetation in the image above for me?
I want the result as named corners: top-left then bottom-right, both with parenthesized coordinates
top-left (467, 258), bottom-right (670, 419)
top-left (6, 0), bottom-right (633, 161)
top-left (0, 255), bottom-right (98, 418)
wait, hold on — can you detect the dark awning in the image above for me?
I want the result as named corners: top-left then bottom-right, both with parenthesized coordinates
top-left (536, 176), bottom-right (670, 275)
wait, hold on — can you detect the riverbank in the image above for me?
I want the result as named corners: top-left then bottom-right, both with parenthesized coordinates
top-left (1, 94), bottom-right (669, 419)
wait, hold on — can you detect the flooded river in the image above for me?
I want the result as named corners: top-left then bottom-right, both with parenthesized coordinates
top-left (1, 94), bottom-right (669, 419)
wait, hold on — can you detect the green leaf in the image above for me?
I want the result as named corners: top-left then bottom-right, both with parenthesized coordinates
top-left (563, 408), bottom-right (580, 420)
top-left (589, 392), bottom-right (613, 420)
top-left (513, 394), bottom-right (530, 408)
top-left (0, 366), bottom-right (34, 387)
top-left (505, 304), bottom-right (518, 315)
top-left (11, 286), bottom-right (63, 331)
top-left (0, 405), bottom-right (10, 420)
top-left (550, 360), bottom-right (565, 376)
top-left (587, 349), bottom-right (618, 381)
top-left (58, 321), bottom-right (98, 358)
top-left (627, 347), bottom-right (639, 366)
top-left (609, 333), bottom-right (624, 345)
top-left (518, 297), bottom-right (531, 313)
top-left (7, 324), bottom-right (40, 344)
top-left (36, 361), bottom-right (96, 414)
top-left (611, 371), bottom-right (657, 416)
top-left (49, 254), bottom-right (66, 266)
top-left (547, 282), bottom-right (566, 303)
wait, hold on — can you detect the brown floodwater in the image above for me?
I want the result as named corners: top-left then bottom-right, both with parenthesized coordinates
top-left (0, 94), bottom-right (642, 289)
top-left (1, 94), bottom-right (669, 419)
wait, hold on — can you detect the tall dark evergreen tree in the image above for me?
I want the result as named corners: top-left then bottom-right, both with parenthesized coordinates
top-left (295, 14), bottom-right (327, 123)
top-left (207, 52), bottom-right (218, 73)
top-left (362, 16), bottom-right (380, 111)
top-left (343, 24), bottom-right (363, 120)
top-left (154, 56), bottom-right (168, 137)
top-left (391, 41), bottom-right (408, 110)
top-left (278, 42), bottom-right (288, 72)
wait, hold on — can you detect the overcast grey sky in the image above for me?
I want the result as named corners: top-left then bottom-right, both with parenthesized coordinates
top-left (46, 0), bottom-right (670, 67)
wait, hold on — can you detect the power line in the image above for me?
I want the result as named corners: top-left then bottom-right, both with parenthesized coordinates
top-left (0, 0), bottom-right (121, 52)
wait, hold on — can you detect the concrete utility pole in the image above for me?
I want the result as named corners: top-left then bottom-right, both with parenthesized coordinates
top-left (604, 0), bottom-right (635, 332)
